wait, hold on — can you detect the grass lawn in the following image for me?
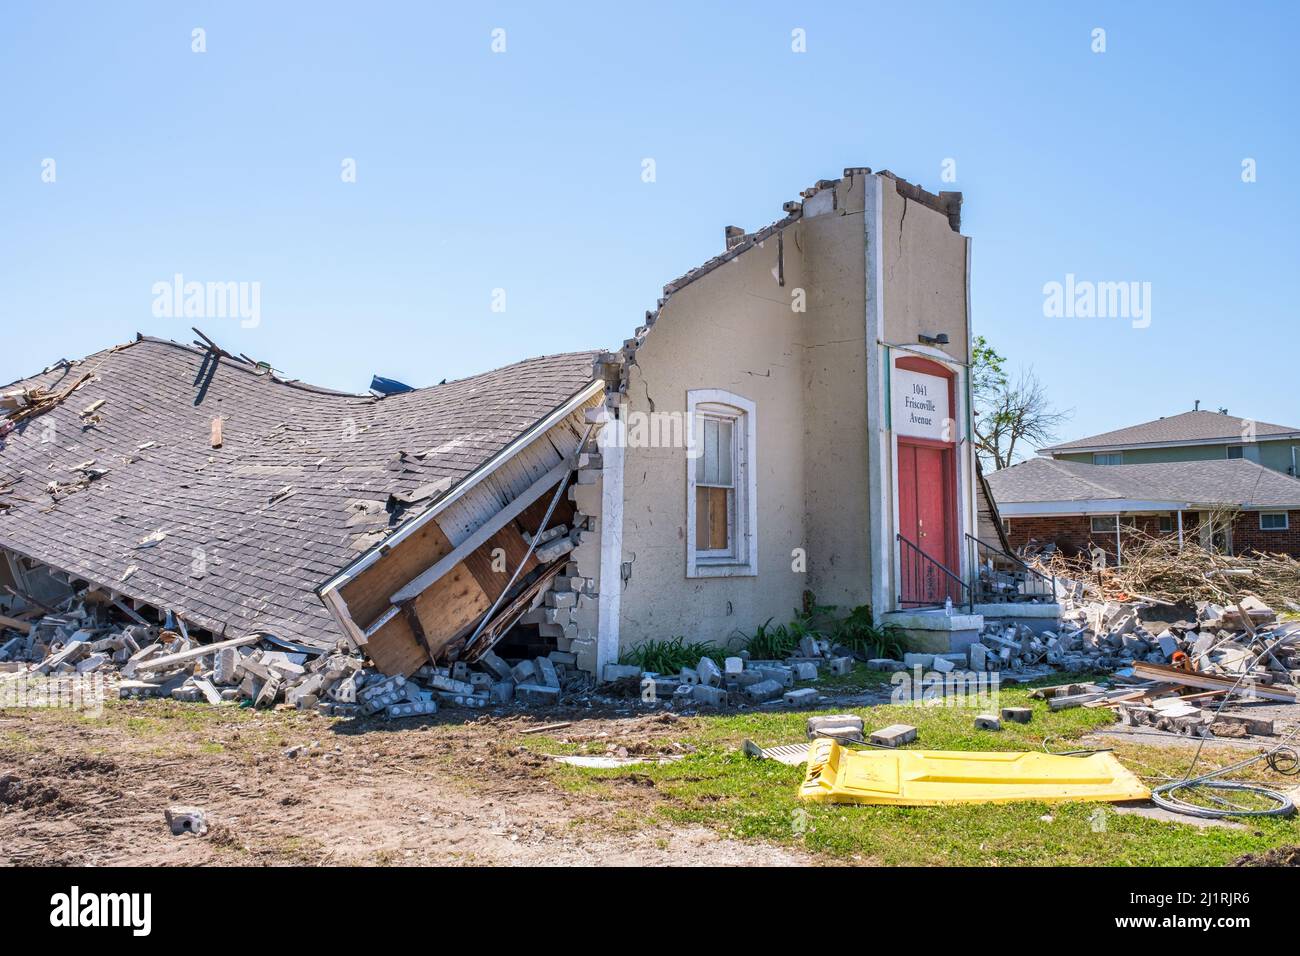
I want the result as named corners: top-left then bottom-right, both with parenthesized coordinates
top-left (522, 670), bottom-right (1300, 866)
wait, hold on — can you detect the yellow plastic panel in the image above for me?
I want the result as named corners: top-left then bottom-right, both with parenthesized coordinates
top-left (798, 741), bottom-right (1150, 806)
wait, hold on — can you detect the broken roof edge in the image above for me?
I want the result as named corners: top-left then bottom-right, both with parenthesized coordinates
top-left (0, 537), bottom-right (253, 646)
top-left (625, 167), bottom-right (964, 370)
top-left (4, 332), bottom-right (608, 406)
top-left (314, 375), bottom-right (607, 604)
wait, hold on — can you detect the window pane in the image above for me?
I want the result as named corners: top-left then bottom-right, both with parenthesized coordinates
top-left (1227, 446), bottom-right (1244, 459)
top-left (715, 420), bottom-right (733, 486)
top-left (704, 418), bottom-right (719, 485)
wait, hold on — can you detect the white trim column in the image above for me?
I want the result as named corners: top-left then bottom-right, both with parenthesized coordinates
top-left (595, 414), bottom-right (625, 677)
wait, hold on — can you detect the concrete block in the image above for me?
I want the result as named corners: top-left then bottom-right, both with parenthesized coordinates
top-left (931, 655), bottom-right (955, 673)
top-left (548, 650), bottom-right (577, 667)
top-left (743, 679), bottom-right (784, 704)
top-left (545, 591), bottom-right (577, 609)
top-left (511, 659), bottom-right (538, 684)
top-left (426, 673), bottom-right (475, 696)
top-left (534, 656), bottom-right (561, 689)
top-left (515, 683), bottom-right (561, 706)
top-left (254, 675), bottom-right (282, 709)
top-left (783, 687), bottom-right (819, 706)
top-left (793, 661), bottom-right (819, 681)
top-left (807, 714), bottom-right (864, 740)
top-left (690, 684), bottom-right (728, 707)
top-left (903, 653), bottom-right (935, 669)
top-left (968, 642), bottom-right (987, 670)
top-left (758, 665), bottom-right (794, 688)
top-left (490, 680), bottom-right (515, 703)
top-left (869, 724), bottom-right (918, 748)
top-left (867, 658), bottom-right (905, 672)
top-left (1001, 706), bottom-right (1032, 724)
top-left (974, 714), bottom-right (1002, 731)
top-left (679, 666), bottom-right (699, 685)
top-left (697, 656), bottom-right (722, 686)
top-left (724, 656), bottom-right (745, 677)
top-left (478, 651), bottom-right (513, 681)
top-left (214, 647), bottom-right (242, 685)
top-left (387, 699), bottom-right (437, 719)
top-left (603, 663), bottom-right (641, 682)
top-left (828, 657), bottom-right (853, 676)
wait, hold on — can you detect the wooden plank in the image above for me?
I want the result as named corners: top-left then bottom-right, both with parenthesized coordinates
top-left (1130, 661), bottom-right (1299, 703)
top-left (339, 519), bottom-right (455, 629)
top-left (363, 614), bottom-right (428, 677)
top-left (411, 565), bottom-right (490, 650)
top-left (462, 524), bottom-right (539, 602)
top-left (389, 462), bottom-right (569, 605)
top-left (135, 634), bottom-right (259, 672)
top-left (365, 565), bottom-right (491, 677)
top-left (0, 613), bottom-right (33, 634)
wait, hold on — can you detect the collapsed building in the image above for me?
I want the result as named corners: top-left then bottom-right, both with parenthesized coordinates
top-left (3, 166), bottom-right (1024, 695)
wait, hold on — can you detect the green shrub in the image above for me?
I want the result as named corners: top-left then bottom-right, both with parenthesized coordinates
top-left (619, 636), bottom-right (728, 674)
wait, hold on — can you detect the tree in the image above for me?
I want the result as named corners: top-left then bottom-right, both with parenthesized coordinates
top-left (971, 335), bottom-right (1070, 470)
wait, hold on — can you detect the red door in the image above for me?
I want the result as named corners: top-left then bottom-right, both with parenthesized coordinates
top-left (898, 441), bottom-right (957, 605)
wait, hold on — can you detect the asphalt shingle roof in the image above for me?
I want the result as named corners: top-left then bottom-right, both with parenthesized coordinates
top-left (1042, 410), bottom-right (1300, 452)
top-left (0, 337), bottom-right (599, 646)
top-left (987, 457), bottom-right (1300, 510)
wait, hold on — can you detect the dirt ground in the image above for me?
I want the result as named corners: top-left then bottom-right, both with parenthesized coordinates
top-left (0, 701), bottom-right (812, 867)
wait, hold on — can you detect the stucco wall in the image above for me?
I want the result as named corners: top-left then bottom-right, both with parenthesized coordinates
top-left (619, 229), bottom-right (811, 648)
top-left (618, 182), bottom-right (875, 648)
top-left (615, 172), bottom-right (973, 652)
top-left (800, 183), bottom-right (871, 610)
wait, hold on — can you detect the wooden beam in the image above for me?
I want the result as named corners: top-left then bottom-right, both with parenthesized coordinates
top-left (0, 613), bottom-right (32, 634)
top-left (1130, 661), bottom-right (1298, 703)
top-left (134, 634), bottom-right (260, 673)
top-left (389, 460), bottom-right (571, 605)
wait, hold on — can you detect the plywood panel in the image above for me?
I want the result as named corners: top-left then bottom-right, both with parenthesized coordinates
top-left (411, 564), bottom-right (490, 653)
top-left (339, 519), bottom-right (455, 629)
top-left (364, 615), bottom-right (429, 678)
top-left (462, 524), bottom-right (539, 601)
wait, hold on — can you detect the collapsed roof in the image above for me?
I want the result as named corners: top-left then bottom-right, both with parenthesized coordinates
top-left (0, 336), bottom-right (600, 647)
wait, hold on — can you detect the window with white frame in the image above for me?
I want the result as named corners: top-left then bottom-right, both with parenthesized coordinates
top-left (1090, 515), bottom-right (1118, 533)
top-left (686, 390), bottom-right (756, 577)
top-left (1093, 452), bottom-right (1122, 465)
top-left (1260, 512), bottom-right (1289, 531)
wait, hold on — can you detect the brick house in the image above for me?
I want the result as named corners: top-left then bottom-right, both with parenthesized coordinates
top-left (1041, 408), bottom-right (1300, 476)
top-left (985, 456), bottom-right (1300, 561)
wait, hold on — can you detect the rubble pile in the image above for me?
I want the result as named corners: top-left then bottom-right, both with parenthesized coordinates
top-left (0, 596), bottom-right (603, 717)
top-left (604, 634), bottom-right (855, 709)
top-left (1034, 531), bottom-right (1300, 610)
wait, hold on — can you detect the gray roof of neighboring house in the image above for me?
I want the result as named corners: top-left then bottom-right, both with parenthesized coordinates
top-left (986, 457), bottom-right (1300, 510)
top-left (1042, 410), bottom-right (1300, 453)
top-left (0, 337), bottom-right (600, 646)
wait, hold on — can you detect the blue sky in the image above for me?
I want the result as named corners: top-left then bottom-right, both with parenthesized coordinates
top-left (2, 1), bottom-right (1296, 445)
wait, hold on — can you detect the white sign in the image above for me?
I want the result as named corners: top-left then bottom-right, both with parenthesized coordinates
top-left (892, 368), bottom-right (950, 441)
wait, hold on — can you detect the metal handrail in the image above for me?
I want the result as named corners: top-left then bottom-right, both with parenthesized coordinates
top-left (965, 533), bottom-right (1056, 604)
top-left (896, 532), bottom-right (970, 610)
